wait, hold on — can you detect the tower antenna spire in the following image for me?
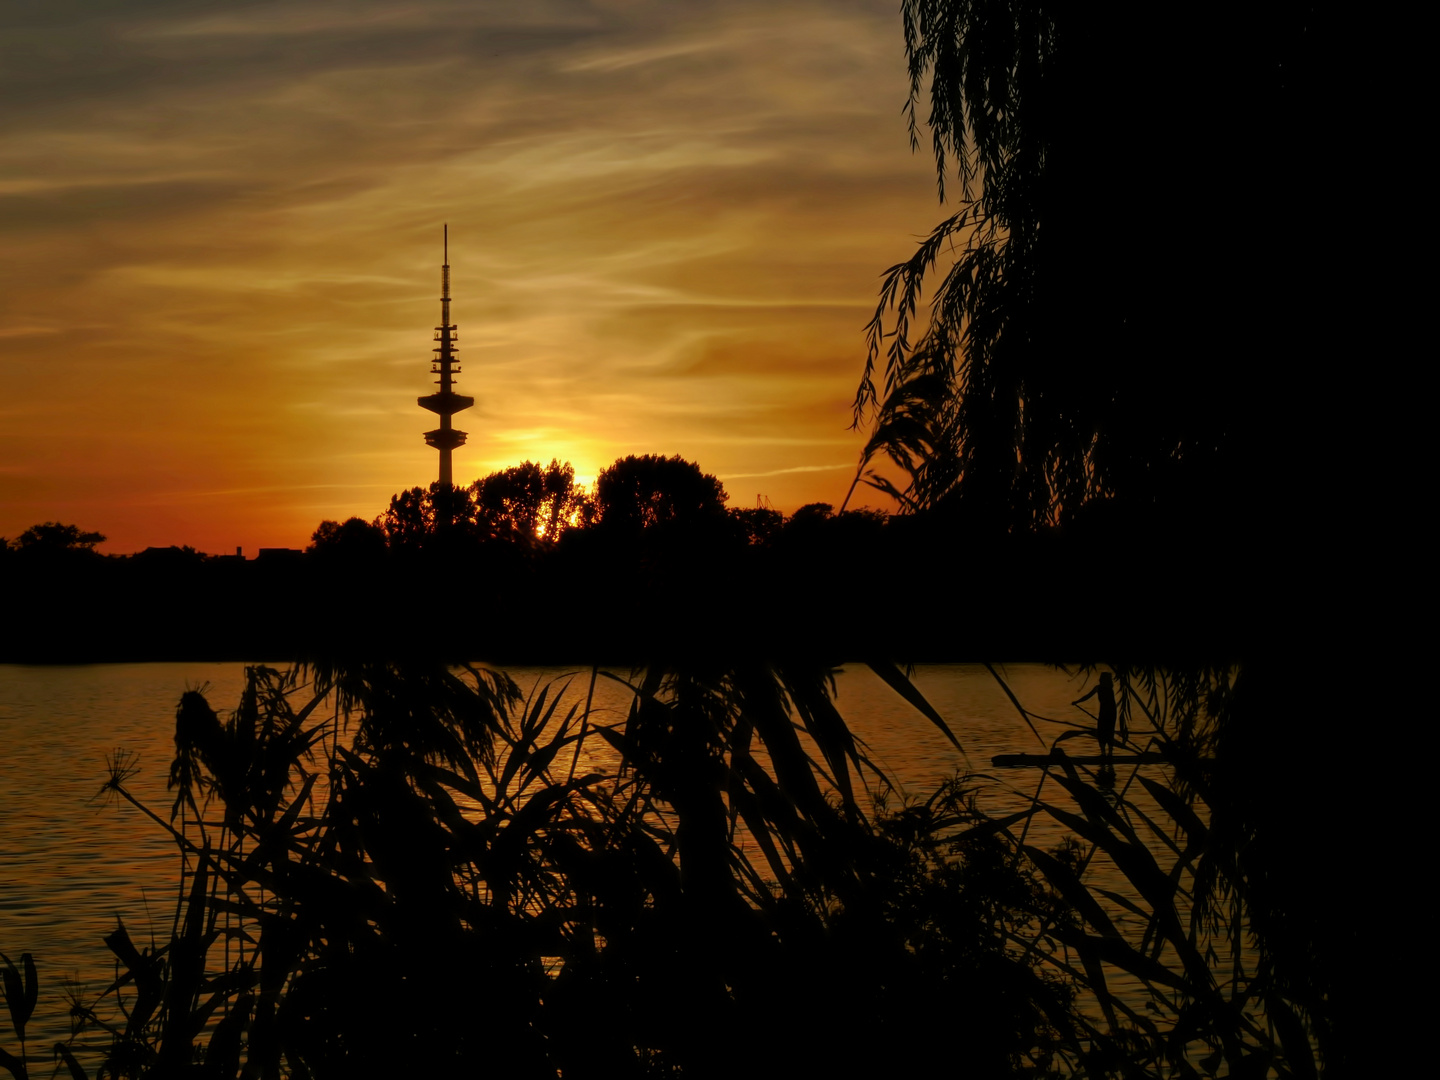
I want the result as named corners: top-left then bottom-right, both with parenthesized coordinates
top-left (418, 225), bottom-right (474, 491)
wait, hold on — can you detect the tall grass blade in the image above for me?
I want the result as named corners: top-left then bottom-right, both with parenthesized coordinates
top-left (51, 1044), bottom-right (87, 1080)
top-left (1020, 844), bottom-right (1122, 940)
top-left (0, 954), bottom-right (30, 1044)
top-left (1137, 774), bottom-right (1210, 850)
top-left (982, 662), bottom-right (1045, 748)
top-left (0, 1045), bottom-right (25, 1080)
top-left (866, 660), bottom-right (968, 759)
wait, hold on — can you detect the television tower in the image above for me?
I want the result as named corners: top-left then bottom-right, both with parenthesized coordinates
top-left (418, 225), bottom-right (474, 487)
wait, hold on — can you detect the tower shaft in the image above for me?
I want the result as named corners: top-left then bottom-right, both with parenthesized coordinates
top-left (419, 224), bottom-right (474, 489)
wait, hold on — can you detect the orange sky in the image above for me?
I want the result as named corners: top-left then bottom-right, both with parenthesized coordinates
top-left (0, 0), bottom-right (940, 554)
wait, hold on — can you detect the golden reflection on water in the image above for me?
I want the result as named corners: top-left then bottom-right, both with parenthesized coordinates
top-left (1, 661), bottom-right (1190, 1060)
top-left (0, 664), bottom-right (252, 1056)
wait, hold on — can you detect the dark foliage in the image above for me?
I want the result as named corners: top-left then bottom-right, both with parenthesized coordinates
top-left (726, 506), bottom-right (782, 547)
top-left (307, 518), bottom-right (387, 563)
top-left (6, 664), bottom-right (1082, 1079)
top-left (6, 522), bottom-right (106, 560)
top-left (472, 458), bottom-right (589, 542)
top-left (854, 1), bottom-right (1338, 540)
top-left (594, 455), bottom-right (727, 532)
top-left (0, 485), bottom-right (1256, 664)
top-left (841, 8), bottom-right (1356, 1069)
top-left (2, 663), bottom-right (1334, 1078)
top-left (379, 482), bottom-right (484, 552)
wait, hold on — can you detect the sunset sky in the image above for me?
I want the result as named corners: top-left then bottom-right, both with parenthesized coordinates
top-left (1, 0), bottom-right (942, 554)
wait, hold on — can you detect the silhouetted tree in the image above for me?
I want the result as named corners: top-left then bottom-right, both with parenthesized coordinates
top-left (308, 517), bottom-right (388, 562)
top-left (11, 521), bottom-right (107, 554)
top-left (727, 506), bottom-right (783, 546)
top-left (132, 545), bottom-right (204, 567)
top-left (379, 484), bottom-right (479, 552)
top-left (854, 2), bottom-right (1327, 532)
top-left (380, 487), bottom-right (431, 550)
top-left (848, 9), bottom-right (1353, 1069)
top-left (789, 502), bottom-right (833, 525)
top-left (777, 505), bottom-right (892, 607)
top-left (594, 454), bottom-right (727, 531)
top-left (780, 503), bottom-right (837, 549)
top-left (471, 459), bottom-right (587, 542)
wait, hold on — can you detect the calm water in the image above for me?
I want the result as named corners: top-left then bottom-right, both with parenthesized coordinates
top-left (0, 662), bottom-right (1128, 1056)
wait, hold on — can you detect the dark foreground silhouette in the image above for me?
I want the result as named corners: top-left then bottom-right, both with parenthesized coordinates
top-left (1, 661), bottom-right (1327, 1078)
top-left (1, 458), bottom-right (1279, 665)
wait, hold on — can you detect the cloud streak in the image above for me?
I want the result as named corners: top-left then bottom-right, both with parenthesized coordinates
top-left (0, 0), bottom-right (938, 551)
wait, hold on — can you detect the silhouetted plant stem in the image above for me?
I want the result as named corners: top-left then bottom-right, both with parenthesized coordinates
top-left (9, 659), bottom-right (1326, 1077)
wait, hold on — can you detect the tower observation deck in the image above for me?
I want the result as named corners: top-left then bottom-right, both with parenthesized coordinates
top-left (418, 224), bottom-right (474, 487)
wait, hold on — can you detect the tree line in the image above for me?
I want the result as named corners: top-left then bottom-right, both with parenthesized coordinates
top-left (0, 454), bottom-right (875, 566)
top-left (311, 453), bottom-right (869, 560)
top-left (2, 449), bottom-right (1262, 664)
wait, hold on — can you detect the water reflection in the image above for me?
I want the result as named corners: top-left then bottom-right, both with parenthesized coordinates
top-left (0, 661), bottom-right (1158, 1057)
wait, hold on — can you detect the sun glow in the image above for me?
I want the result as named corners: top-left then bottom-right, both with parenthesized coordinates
top-left (0, 1), bottom-right (935, 553)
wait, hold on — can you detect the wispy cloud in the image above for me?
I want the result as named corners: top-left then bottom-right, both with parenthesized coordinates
top-left (719, 463), bottom-right (853, 480)
top-left (0, 0), bottom-right (933, 550)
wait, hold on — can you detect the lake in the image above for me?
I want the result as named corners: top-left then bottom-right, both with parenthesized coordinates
top-left (0, 661), bottom-right (1141, 1060)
